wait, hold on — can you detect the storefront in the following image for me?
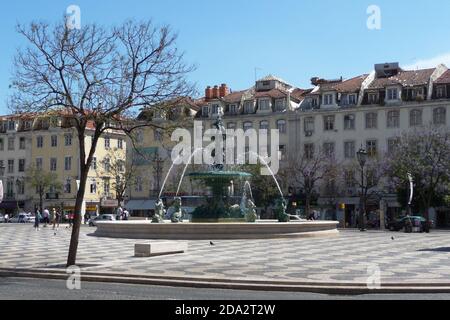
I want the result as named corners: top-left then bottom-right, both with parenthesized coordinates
top-left (100, 199), bottom-right (120, 215)
top-left (125, 200), bottom-right (156, 218)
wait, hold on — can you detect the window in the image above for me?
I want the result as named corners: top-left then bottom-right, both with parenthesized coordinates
top-left (136, 130), bottom-right (144, 143)
top-left (311, 97), bottom-right (318, 108)
top-left (365, 112), bottom-right (378, 129)
top-left (202, 106), bottom-right (209, 117)
top-left (8, 138), bottom-right (15, 151)
top-left (304, 144), bottom-right (315, 160)
top-left (8, 121), bottom-right (15, 131)
top-left (244, 101), bottom-right (254, 114)
top-left (259, 99), bottom-right (271, 111)
top-left (344, 170), bottom-right (356, 188)
top-left (387, 138), bottom-right (399, 155)
top-left (117, 160), bottom-right (125, 173)
top-left (436, 86), bottom-right (445, 99)
top-left (410, 109), bottom-right (423, 127)
top-left (387, 110), bottom-right (400, 128)
top-left (104, 158), bottom-right (111, 172)
top-left (387, 88), bottom-right (398, 100)
top-left (228, 104), bottom-right (238, 115)
top-left (91, 157), bottom-right (97, 170)
top-left (103, 178), bottom-right (110, 195)
top-left (0, 160), bottom-right (3, 173)
top-left (279, 145), bottom-right (286, 160)
top-left (104, 137), bottom-right (111, 149)
top-left (323, 142), bottom-right (335, 159)
top-left (65, 156), bottom-right (72, 171)
top-left (8, 160), bottom-right (14, 173)
top-left (19, 137), bottom-right (26, 150)
top-left (0, 138), bottom-right (3, 151)
top-left (50, 158), bottom-right (57, 171)
top-left (243, 122), bottom-right (253, 132)
top-left (154, 129), bottom-right (163, 142)
top-left (135, 176), bottom-right (143, 192)
top-left (348, 94), bottom-right (357, 105)
top-left (344, 114), bottom-right (355, 130)
top-left (368, 93), bottom-right (378, 104)
top-left (17, 180), bottom-right (24, 195)
top-left (277, 120), bottom-right (287, 134)
top-left (304, 117), bottom-right (315, 133)
top-left (260, 121), bottom-right (269, 130)
top-left (65, 134), bottom-right (73, 146)
top-left (64, 179), bottom-right (72, 194)
top-left (344, 141), bottom-right (356, 159)
top-left (275, 99), bottom-right (286, 111)
top-left (36, 158), bottom-right (43, 170)
top-left (18, 159), bottom-right (26, 172)
top-left (323, 94), bottom-right (334, 105)
top-left (227, 122), bottom-right (236, 130)
top-left (51, 135), bottom-right (58, 147)
top-left (117, 138), bottom-right (123, 149)
top-left (366, 140), bottom-right (378, 157)
top-left (90, 180), bottom-right (97, 194)
top-left (324, 115), bottom-right (335, 131)
top-left (433, 107), bottom-right (446, 125)
top-left (212, 104), bottom-right (220, 114)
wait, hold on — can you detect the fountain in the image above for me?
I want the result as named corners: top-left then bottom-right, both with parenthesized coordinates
top-left (93, 114), bottom-right (339, 240)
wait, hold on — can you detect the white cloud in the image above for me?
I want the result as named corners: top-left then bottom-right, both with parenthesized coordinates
top-left (403, 53), bottom-right (450, 70)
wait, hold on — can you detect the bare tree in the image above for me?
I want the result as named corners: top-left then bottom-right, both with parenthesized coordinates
top-left (282, 147), bottom-right (336, 218)
top-left (96, 147), bottom-right (141, 207)
top-left (10, 19), bottom-right (195, 266)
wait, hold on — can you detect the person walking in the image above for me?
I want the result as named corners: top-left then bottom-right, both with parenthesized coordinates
top-left (34, 210), bottom-right (41, 231)
top-left (43, 208), bottom-right (50, 227)
top-left (51, 208), bottom-right (57, 230)
top-left (116, 206), bottom-right (123, 221)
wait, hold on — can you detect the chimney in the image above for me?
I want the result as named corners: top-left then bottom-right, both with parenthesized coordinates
top-left (219, 84), bottom-right (230, 98)
top-left (205, 86), bottom-right (212, 100)
top-left (212, 85), bottom-right (220, 99)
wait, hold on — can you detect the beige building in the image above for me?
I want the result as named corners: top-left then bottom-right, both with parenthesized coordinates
top-left (0, 112), bottom-right (127, 216)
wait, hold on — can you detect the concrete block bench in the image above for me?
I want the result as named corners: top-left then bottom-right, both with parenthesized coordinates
top-left (135, 241), bottom-right (188, 257)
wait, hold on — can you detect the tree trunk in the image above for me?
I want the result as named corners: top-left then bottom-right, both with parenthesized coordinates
top-left (67, 126), bottom-right (100, 267)
top-left (305, 194), bottom-right (311, 218)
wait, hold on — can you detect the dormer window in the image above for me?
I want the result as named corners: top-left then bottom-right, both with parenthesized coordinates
top-left (436, 86), bottom-right (445, 99)
top-left (228, 104), bottom-right (238, 115)
top-left (275, 99), bottom-right (286, 111)
top-left (259, 99), bottom-right (271, 111)
top-left (348, 94), bottom-right (357, 105)
top-left (323, 94), bottom-right (334, 105)
top-left (212, 104), bottom-right (220, 114)
top-left (8, 121), bottom-right (15, 131)
top-left (387, 88), bottom-right (399, 101)
top-left (244, 101), bottom-right (254, 114)
top-left (368, 93), bottom-right (378, 104)
top-left (202, 106), bottom-right (209, 117)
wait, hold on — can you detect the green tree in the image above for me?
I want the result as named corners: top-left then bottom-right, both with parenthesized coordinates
top-left (387, 126), bottom-right (450, 221)
top-left (26, 165), bottom-right (62, 214)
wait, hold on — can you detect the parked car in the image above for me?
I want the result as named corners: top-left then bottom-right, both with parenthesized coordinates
top-left (89, 214), bottom-right (116, 227)
top-left (0, 214), bottom-right (6, 223)
top-left (9, 213), bottom-right (35, 224)
top-left (387, 216), bottom-right (432, 232)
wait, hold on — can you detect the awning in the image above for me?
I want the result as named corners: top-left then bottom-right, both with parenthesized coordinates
top-left (125, 200), bottom-right (156, 211)
top-left (0, 201), bottom-right (19, 210)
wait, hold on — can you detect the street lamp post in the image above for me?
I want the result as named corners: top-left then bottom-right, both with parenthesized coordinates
top-left (357, 147), bottom-right (368, 232)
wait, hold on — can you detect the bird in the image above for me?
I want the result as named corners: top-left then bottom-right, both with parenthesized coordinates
top-left (391, 237), bottom-right (395, 241)
top-left (210, 241), bottom-right (215, 246)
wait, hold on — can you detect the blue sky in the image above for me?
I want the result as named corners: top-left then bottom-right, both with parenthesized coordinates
top-left (1, 0), bottom-right (450, 114)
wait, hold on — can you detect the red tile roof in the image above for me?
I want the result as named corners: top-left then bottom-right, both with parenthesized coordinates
top-left (435, 70), bottom-right (450, 84)
top-left (368, 68), bottom-right (435, 89)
